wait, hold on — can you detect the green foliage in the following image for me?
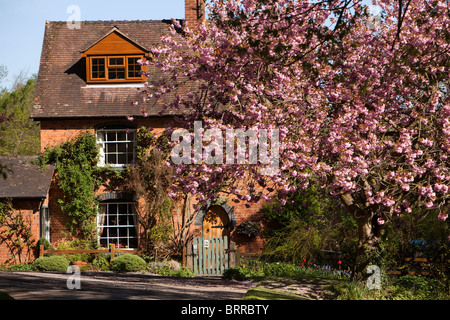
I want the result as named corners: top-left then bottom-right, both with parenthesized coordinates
top-left (333, 274), bottom-right (449, 300)
top-left (6, 263), bottom-right (33, 271)
top-left (262, 185), bottom-right (357, 264)
top-left (38, 238), bottom-right (53, 251)
top-left (56, 239), bottom-right (97, 262)
top-left (110, 254), bottom-right (147, 273)
top-left (92, 255), bottom-right (110, 271)
top-left (383, 208), bottom-right (449, 273)
top-left (0, 76), bottom-right (40, 156)
top-left (223, 261), bottom-right (350, 281)
top-left (223, 266), bottom-right (265, 280)
top-left (150, 266), bottom-right (195, 278)
top-left (31, 256), bottom-right (70, 272)
top-left (39, 132), bottom-right (102, 238)
top-left (147, 197), bottom-right (174, 248)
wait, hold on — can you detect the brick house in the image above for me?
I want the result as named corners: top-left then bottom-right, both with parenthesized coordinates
top-left (0, 156), bottom-right (55, 264)
top-left (15, 0), bottom-right (267, 264)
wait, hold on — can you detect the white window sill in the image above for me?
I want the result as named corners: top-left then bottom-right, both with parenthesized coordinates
top-left (83, 83), bottom-right (146, 89)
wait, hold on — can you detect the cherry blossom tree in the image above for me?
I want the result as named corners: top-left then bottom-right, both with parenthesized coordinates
top-left (135, 0), bottom-right (449, 275)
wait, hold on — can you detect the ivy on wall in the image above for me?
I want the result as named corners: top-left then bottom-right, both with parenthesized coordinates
top-left (37, 127), bottom-right (180, 255)
top-left (39, 131), bottom-right (104, 239)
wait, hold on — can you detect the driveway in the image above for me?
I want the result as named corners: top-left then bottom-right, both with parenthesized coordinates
top-left (0, 271), bottom-right (255, 300)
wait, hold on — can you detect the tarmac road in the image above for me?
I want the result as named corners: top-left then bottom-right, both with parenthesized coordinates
top-left (0, 270), bottom-right (255, 300)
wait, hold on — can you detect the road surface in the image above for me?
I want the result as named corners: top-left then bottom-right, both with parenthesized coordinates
top-left (0, 270), bottom-right (255, 300)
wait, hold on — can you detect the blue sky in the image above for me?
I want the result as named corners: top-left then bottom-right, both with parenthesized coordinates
top-left (0, 0), bottom-right (185, 90)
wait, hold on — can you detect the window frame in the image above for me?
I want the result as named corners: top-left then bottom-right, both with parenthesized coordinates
top-left (87, 55), bottom-right (146, 83)
top-left (97, 201), bottom-right (139, 249)
top-left (96, 127), bottom-right (137, 169)
top-left (40, 205), bottom-right (50, 243)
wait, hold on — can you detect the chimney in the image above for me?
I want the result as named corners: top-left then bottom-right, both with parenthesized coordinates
top-left (185, 0), bottom-right (205, 28)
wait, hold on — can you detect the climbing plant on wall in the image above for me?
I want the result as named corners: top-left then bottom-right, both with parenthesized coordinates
top-left (122, 127), bottom-right (175, 256)
top-left (0, 200), bottom-right (36, 264)
top-left (39, 131), bottom-right (104, 239)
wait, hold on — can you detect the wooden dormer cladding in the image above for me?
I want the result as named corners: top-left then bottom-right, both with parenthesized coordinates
top-left (81, 27), bottom-right (150, 84)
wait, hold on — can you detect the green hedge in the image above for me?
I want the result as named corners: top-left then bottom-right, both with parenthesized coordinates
top-left (31, 256), bottom-right (70, 271)
top-left (110, 254), bottom-right (147, 273)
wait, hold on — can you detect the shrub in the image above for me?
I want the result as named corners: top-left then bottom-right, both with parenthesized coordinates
top-left (92, 255), bottom-right (110, 271)
top-left (7, 263), bottom-right (33, 271)
top-left (150, 266), bottom-right (195, 277)
top-left (223, 267), bottom-right (250, 281)
top-left (223, 266), bottom-right (264, 280)
top-left (110, 254), bottom-right (146, 273)
top-left (223, 262), bottom-right (351, 281)
top-left (31, 256), bottom-right (70, 271)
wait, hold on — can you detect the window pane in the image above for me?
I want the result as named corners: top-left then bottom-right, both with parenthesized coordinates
top-left (110, 228), bottom-right (118, 237)
top-left (127, 57), bottom-right (141, 78)
top-left (118, 143), bottom-right (127, 153)
top-left (97, 129), bottom-right (136, 166)
top-left (106, 132), bottom-right (116, 142)
top-left (109, 68), bottom-right (125, 80)
top-left (127, 153), bottom-right (134, 164)
top-left (129, 226), bottom-right (137, 237)
top-left (117, 131), bottom-right (126, 141)
top-left (98, 202), bottom-right (138, 249)
top-left (109, 57), bottom-right (124, 66)
top-left (119, 215), bottom-right (127, 226)
top-left (128, 131), bottom-right (136, 141)
top-left (107, 154), bottom-right (117, 164)
top-left (129, 238), bottom-right (138, 248)
top-left (106, 143), bottom-right (117, 153)
top-left (119, 228), bottom-right (128, 237)
top-left (118, 238), bottom-right (128, 248)
top-left (100, 238), bottom-right (108, 247)
top-left (91, 58), bottom-right (105, 79)
top-left (118, 154), bottom-right (127, 164)
top-left (108, 204), bottom-right (117, 215)
top-left (118, 203), bottom-right (128, 214)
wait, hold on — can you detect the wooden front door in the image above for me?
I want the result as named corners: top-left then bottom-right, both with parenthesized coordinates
top-left (202, 205), bottom-right (230, 239)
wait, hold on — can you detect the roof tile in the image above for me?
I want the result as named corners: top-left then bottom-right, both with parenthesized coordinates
top-left (32, 20), bottom-right (183, 119)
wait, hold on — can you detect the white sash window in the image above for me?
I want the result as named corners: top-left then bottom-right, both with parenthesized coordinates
top-left (96, 128), bottom-right (136, 168)
top-left (97, 201), bottom-right (139, 249)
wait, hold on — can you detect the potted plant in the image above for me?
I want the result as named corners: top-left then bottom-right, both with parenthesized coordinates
top-left (235, 220), bottom-right (261, 238)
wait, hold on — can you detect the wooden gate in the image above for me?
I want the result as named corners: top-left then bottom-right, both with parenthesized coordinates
top-left (192, 236), bottom-right (229, 276)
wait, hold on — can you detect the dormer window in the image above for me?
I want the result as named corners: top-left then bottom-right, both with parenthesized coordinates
top-left (81, 27), bottom-right (150, 84)
top-left (87, 55), bottom-right (145, 83)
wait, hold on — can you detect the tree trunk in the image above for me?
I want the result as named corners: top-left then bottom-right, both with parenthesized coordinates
top-left (340, 194), bottom-right (384, 280)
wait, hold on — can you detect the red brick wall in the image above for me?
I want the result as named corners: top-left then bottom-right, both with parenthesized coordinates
top-left (40, 118), bottom-right (270, 255)
top-left (174, 194), bottom-right (269, 254)
top-left (185, 0), bottom-right (205, 28)
top-left (40, 118), bottom-right (172, 245)
top-left (0, 200), bottom-right (42, 265)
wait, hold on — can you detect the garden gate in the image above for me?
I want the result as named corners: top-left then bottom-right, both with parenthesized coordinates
top-left (192, 236), bottom-right (229, 276)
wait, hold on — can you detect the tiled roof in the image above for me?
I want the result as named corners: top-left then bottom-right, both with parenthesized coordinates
top-left (0, 156), bottom-right (55, 199)
top-left (32, 20), bottom-right (184, 119)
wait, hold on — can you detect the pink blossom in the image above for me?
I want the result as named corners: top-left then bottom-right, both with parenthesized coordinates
top-left (135, 0), bottom-right (450, 246)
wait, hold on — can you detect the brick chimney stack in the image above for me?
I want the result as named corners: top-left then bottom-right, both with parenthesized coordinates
top-left (185, 0), bottom-right (205, 28)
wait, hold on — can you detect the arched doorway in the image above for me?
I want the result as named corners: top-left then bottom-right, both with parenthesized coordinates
top-left (191, 201), bottom-right (236, 275)
top-left (202, 205), bottom-right (230, 238)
